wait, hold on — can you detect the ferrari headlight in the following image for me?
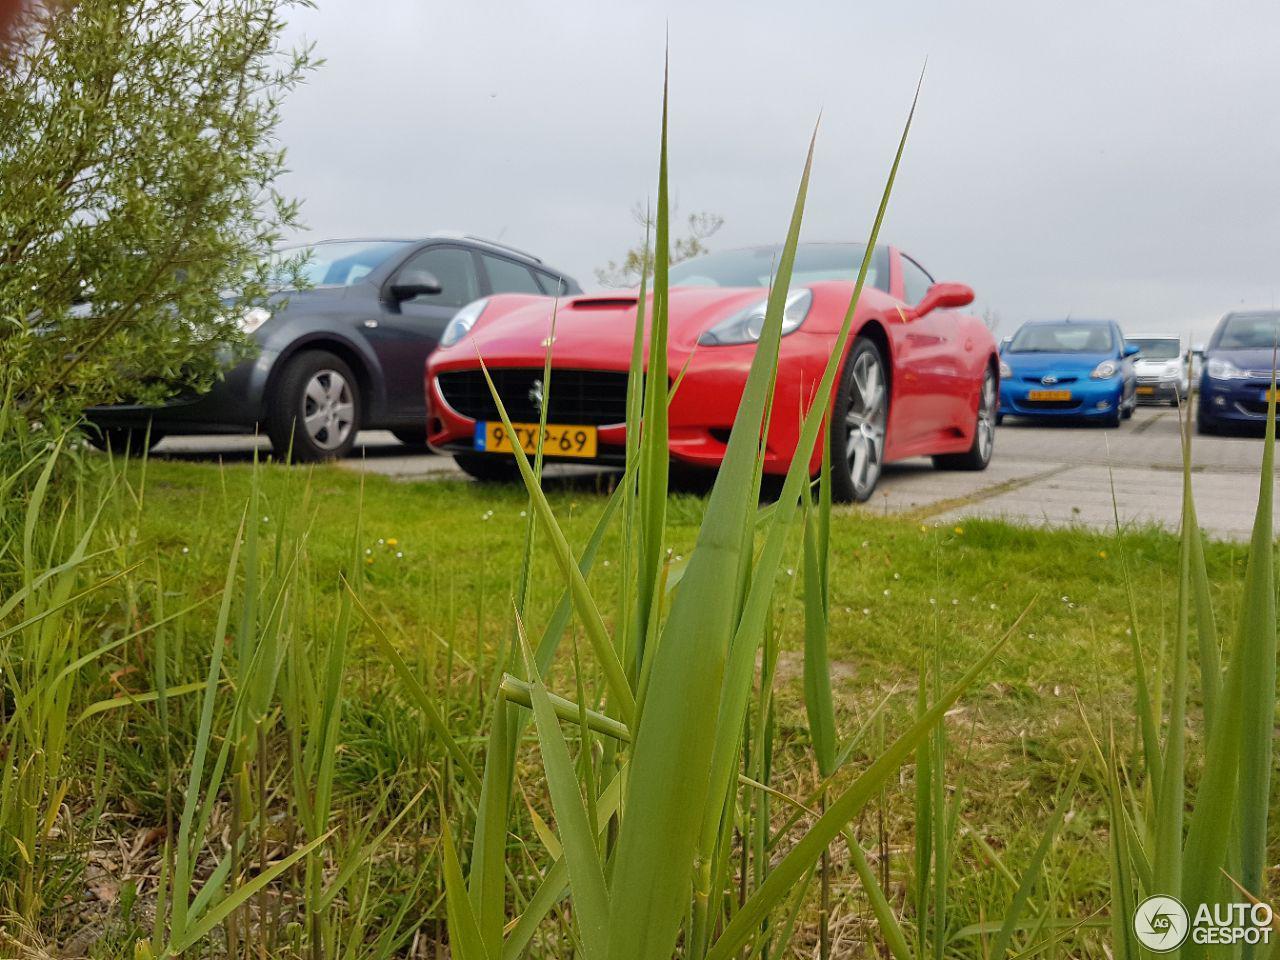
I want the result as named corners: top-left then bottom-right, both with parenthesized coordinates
top-left (1206, 357), bottom-right (1246, 380)
top-left (698, 289), bottom-right (813, 346)
top-left (1091, 359), bottom-right (1118, 379)
top-left (441, 298), bottom-right (490, 347)
top-left (999, 359), bottom-right (1013, 379)
top-left (240, 306), bottom-right (271, 334)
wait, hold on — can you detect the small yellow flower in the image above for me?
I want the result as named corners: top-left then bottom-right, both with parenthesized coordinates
top-left (1098, 550), bottom-right (1108, 559)
top-left (953, 526), bottom-right (964, 536)
top-left (387, 538), bottom-right (398, 547)
top-left (919, 524), bottom-right (928, 533)
top-left (365, 556), bottom-right (374, 565)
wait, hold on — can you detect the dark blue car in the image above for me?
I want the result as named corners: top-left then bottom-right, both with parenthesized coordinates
top-left (1198, 310), bottom-right (1280, 435)
top-left (998, 319), bottom-right (1139, 428)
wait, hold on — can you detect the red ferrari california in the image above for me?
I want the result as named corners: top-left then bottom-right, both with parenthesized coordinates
top-left (424, 243), bottom-right (998, 502)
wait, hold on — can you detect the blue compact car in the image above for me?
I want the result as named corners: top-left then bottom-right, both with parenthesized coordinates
top-left (998, 319), bottom-right (1139, 428)
top-left (1198, 310), bottom-right (1280, 435)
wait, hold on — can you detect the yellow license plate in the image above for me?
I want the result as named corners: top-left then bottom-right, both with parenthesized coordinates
top-left (1137, 386), bottom-right (1155, 395)
top-left (475, 422), bottom-right (597, 458)
top-left (1267, 389), bottom-right (1280, 402)
top-left (1027, 389), bottom-right (1072, 401)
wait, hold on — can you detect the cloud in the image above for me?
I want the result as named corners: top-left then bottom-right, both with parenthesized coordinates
top-left (276, 0), bottom-right (1280, 342)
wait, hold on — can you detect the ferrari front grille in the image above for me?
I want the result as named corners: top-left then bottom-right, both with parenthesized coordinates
top-left (436, 368), bottom-right (631, 426)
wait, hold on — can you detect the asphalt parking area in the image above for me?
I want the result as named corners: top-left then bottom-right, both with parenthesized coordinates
top-left (150, 405), bottom-right (1276, 541)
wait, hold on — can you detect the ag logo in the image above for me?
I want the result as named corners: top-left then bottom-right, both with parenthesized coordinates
top-left (1134, 895), bottom-right (1189, 952)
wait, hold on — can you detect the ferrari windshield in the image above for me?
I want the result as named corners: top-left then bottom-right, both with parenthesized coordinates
top-left (1129, 338), bottom-right (1180, 360)
top-left (1007, 322), bottom-right (1116, 354)
top-left (270, 240), bottom-right (410, 288)
top-left (668, 243), bottom-right (885, 291)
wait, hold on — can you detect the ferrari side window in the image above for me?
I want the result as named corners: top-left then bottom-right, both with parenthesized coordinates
top-left (900, 254), bottom-right (934, 305)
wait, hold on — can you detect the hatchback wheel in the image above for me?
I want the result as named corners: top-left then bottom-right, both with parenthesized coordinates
top-left (829, 337), bottom-right (888, 503)
top-left (266, 350), bottom-right (361, 461)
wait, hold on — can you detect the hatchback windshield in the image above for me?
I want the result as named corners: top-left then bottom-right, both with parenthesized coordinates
top-left (271, 240), bottom-right (410, 288)
top-left (668, 243), bottom-right (886, 291)
top-left (1217, 312), bottom-right (1280, 350)
top-left (1008, 322), bottom-right (1115, 354)
top-left (1128, 338), bottom-right (1180, 360)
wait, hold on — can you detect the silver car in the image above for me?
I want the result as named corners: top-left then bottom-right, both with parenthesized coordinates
top-left (1128, 335), bottom-right (1190, 406)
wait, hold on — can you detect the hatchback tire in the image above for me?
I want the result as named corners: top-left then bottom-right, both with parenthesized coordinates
top-left (934, 366), bottom-right (996, 471)
top-left (85, 425), bottom-right (164, 456)
top-left (266, 351), bottom-right (361, 462)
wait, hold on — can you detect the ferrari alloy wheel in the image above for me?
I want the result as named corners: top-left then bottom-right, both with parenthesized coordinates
top-left (934, 366), bottom-right (996, 471)
top-left (830, 337), bottom-right (887, 503)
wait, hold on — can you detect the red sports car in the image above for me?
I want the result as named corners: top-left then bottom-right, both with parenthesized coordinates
top-left (424, 243), bottom-right (998, 502)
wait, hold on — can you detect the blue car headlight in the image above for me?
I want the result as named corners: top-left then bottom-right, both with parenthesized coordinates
top-left (1091, 359), bottom-right (1118, 379)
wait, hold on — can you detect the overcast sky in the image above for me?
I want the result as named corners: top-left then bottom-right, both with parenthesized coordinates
top-left (275, 0), bottom-right (1280, 342)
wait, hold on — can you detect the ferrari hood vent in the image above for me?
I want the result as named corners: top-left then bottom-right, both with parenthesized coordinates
top-left (570, 296), bottom-right (639, 310)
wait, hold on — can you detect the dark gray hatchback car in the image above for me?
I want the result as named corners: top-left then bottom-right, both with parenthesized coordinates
top-left (86, 236), bottom-right (579, 460)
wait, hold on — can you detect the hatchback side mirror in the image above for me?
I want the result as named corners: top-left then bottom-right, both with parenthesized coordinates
top-left (1123, 343), bottom-right (1141, 358)
top-left (389, 268), bottom-right (442, 302)
top-left (908, 281), bottom-right (975, 320)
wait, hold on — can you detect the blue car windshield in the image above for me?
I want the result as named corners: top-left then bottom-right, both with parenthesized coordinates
top-left (1008, 323), bottom-right (1115, 354)
top-left (1217, 313), bottom-right (1280, 350)
top-left (270, 240), bottom-right (411, 288)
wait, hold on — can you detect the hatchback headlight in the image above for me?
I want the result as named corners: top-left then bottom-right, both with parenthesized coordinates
top-left (240, 306), bottom-right (271, 334)
top-left (698, 289), bottom-right (812, 346)
top-left (999, 359), bottom-right (1013, 379)
top-left (1091, 359), bottom-right (1118, 379)
top-left (1206, 357), bottom-right (1247, 380)
top-left (441, 298), bottom-right (490, 347)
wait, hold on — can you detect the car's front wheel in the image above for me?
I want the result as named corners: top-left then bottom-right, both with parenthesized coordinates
top-left (829, 336), bottom-right (888, 503)
top-left (454, 453), bottom-right (520, 483)
top-left (266, 350), bottom-right (361, 462)
top-left (934, 366), bottom-right (996, 471)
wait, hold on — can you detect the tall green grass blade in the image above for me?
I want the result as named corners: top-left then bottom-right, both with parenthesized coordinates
top-left (633, 54), bottom-right (671, 674)
top-left (1236, 369), bottom-right (1276, 910)
top-left (607, 105), bottom-right (821, 960)
top-left (441, 809), bottom-right (492, 960)
top-left (517, 615), bottom-right (610, 960)
top-left (475, 354), bottom-right (635, 724)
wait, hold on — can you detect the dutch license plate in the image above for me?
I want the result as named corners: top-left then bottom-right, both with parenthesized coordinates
top-left (1027, 389), bottom-right (1072, 401)
top-left (1137, 386), bottom-right (1155, 395)
top-left (474, 421), bottom-right (597, 458)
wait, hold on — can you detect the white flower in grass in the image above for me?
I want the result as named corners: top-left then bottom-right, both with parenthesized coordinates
top-left (181, 546), bottom-right (190, 555)
top-left (883, 589), bottom-right (891, 597)
top-left (928, 598), bottom-right (936, 605)
top-left (893, 572), bottom-right (901, 580)
top-left (519, 510), bottom-right (527, 517)
top-left (262, 516), bottom-right (269, 523)
top-left (862, 608), bottom-right (871, 616)
top-left (396, 551), bottom-right (404, 559)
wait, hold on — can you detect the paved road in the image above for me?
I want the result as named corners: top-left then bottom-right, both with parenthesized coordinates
top-left (151, 405), bottom-right (1275, 540)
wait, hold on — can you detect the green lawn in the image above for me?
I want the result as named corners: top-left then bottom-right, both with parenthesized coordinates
top-left (115, 458), bottom-right (1240, 951)
top-left (5, 453), bottom-right (1254, 956)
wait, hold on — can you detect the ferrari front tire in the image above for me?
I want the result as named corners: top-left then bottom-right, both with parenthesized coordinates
top-left (829, 336), bottom-right (888, 503)
top-left (934, 366), bottom-right (996, 471)
top-left (454, 453), bottom-right (519, 483)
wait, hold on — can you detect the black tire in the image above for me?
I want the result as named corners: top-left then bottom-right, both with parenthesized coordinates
top-left (934, 366), bottom-right (996, 471)
top-left (996, 412), bottom-right (1005, 426)
top-left (454, 452), bottom-right (520, 483)
top-left (1121, 399), bottom-right (1134, 420)
top-left (391, 427), bottom-right (429, 448)
top-left (84, 425), bottom-right (164, 455)
top-left (829, 336), bottom-right (889, 504)
top-left (1104, 407), bottom-right (1122, 428)
top-left (265, 350), bottom-right (361, 462)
